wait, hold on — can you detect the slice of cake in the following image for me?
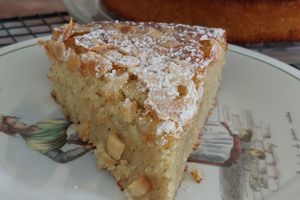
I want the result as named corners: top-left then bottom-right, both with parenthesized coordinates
top-left (40, 20), bottom-right (226, 200)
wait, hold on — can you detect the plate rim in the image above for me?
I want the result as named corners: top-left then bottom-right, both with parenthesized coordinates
top-left (0, 37), bottom-right (299, 82)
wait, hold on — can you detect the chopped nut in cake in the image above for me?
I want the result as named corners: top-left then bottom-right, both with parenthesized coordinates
top-left (127, 175), bottom-right (151, 197)
top-left (40, 20), bottom-right (226, 200)
top-left (107, 132), bottom-right (125, 160)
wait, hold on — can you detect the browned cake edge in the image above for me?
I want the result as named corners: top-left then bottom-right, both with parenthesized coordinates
top-left (103, 0), bottom-right (300, 43)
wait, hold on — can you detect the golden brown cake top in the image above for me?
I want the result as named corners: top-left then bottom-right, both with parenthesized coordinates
top-left (47, 21), bottom-right (225, 136)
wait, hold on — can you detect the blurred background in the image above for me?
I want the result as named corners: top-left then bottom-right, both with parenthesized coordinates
top-left (0, 0), bottom-right (299, 69)
top-left (0, 0), bottom-right (65, 18)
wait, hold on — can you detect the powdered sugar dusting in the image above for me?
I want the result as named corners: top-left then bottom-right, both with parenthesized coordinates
top-left (80, 51), bottom-right (113, 78)
top-left (157, 120), bottom-right (181, 136)
top-left (56, 21), bottom-right (225, 136)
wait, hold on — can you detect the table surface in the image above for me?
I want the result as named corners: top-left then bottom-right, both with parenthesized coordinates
top-left (0, 0), bottom-right (65, 18)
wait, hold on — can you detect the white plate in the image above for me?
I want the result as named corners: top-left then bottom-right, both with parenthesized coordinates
top-left (0, 38), bottom-right (300, 200)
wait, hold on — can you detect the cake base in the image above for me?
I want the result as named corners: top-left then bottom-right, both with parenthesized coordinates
top-left (49, 53), bottom-right (224, 200)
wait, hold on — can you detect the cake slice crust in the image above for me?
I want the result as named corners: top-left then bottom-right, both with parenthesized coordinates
top-left (40, 20), bottom-right (226, 200)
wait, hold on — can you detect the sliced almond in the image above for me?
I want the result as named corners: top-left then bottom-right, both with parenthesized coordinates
top-left (66, 51), bottom-right (81, 72)
top-left (149, 29), bottom-right (162, 38)
top-left (106, 132), bottom-right (125, 160)
top-left (62, 18), bottom-right (74, 40)
top-left (160, 39), bottom-right (181, 48)
top-left (127, 175), bottom-right (151, 197)
top-left (52, 41), bottom-right (67, 61)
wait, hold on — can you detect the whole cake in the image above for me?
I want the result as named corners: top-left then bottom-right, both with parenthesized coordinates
top-left (40, 20), bottom-right (226, 200)
top-left (102, 0), bottom-right (300, 43)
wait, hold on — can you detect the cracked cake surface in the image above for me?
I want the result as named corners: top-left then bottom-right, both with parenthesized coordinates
top-left (40, 20), bottom-right (226, 200)
top-left (48, 20), bottom-right (224, 137)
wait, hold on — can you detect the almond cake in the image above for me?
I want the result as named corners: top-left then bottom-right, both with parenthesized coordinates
top-left (40, 20), bottom-right (226, 200)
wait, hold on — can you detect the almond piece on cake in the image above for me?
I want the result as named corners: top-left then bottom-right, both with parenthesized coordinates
top-left (40, 20), bottom-right (226, 200)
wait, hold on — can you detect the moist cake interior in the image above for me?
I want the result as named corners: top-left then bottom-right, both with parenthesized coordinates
top-left (40, 20), bottom-right (226, 200)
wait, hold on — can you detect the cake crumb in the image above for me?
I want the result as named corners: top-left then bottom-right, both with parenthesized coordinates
top-left (191, 167), bottom-right (202, 184)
